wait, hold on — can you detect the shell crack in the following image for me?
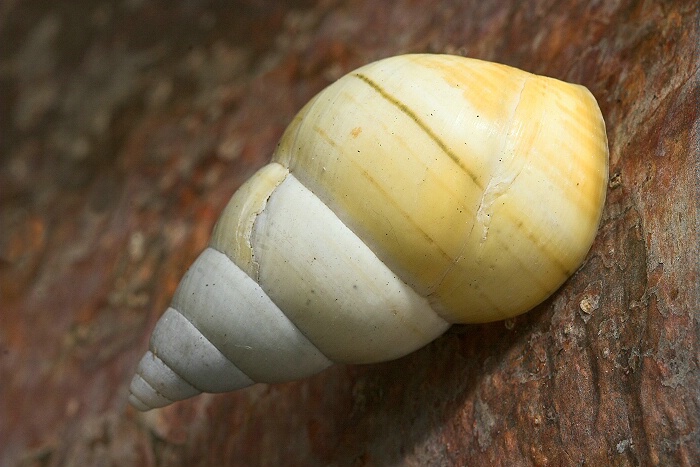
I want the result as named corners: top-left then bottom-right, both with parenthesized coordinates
top-left (474, 75), bottom-right (530, 245)
top-left (427, 75), bottom-right (531, 298)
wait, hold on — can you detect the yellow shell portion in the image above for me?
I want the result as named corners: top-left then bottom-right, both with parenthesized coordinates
top-left (273, 54), bottom-right (608, 323)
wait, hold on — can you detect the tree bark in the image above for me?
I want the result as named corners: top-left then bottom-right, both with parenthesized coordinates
top-left (1, 0), bottom-right (697, 466)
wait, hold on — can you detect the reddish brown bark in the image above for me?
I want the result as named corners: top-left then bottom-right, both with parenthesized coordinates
top-left (1, 1), bottom-right (697, 466)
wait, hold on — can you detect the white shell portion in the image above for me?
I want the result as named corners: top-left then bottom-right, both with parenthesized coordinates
top-left (168, 247), bottom-right (333, 382)
top-left (139, 307), bottom-right (254, 392)
top-left (129, 167), bottom-right (450, 410)
top-left (129, 247), bottom-right (335, 409)
top-left (250, 173), bottom-right (451, 363)
top-left (129, 351), bottom-right (200, 410)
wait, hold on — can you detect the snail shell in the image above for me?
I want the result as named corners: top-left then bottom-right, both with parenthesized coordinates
top-left (129, 54), bottom-right (608, 411)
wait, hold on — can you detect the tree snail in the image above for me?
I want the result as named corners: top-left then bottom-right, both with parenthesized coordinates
top-left (128, 54), bottom-right (608, 411)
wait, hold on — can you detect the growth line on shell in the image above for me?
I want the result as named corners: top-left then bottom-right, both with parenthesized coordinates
top-left (351, 72), bottom-right (483, 190)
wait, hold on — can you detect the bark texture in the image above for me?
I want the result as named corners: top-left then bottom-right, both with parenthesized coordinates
top-left (1, 0), bottom-right (697, 466)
